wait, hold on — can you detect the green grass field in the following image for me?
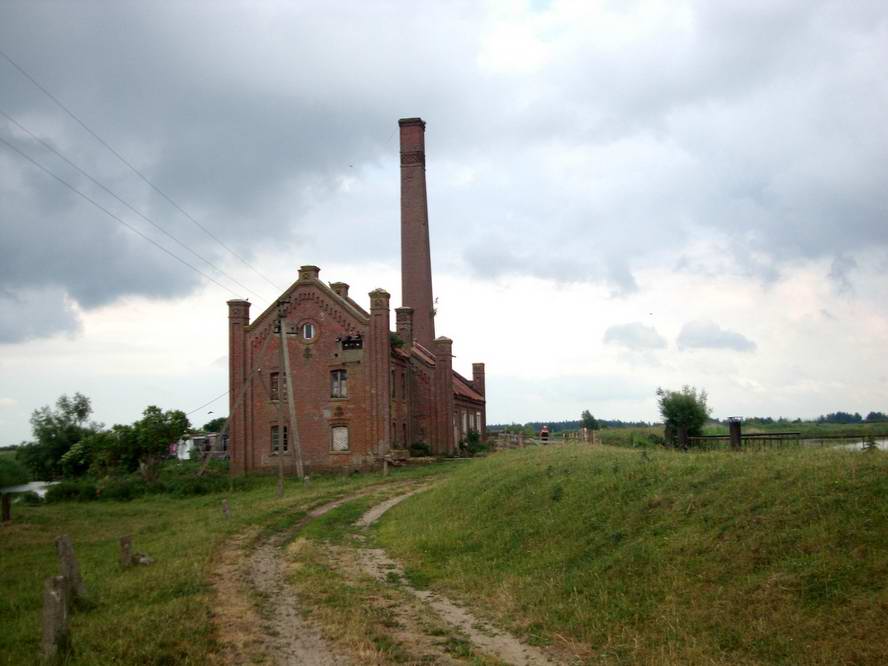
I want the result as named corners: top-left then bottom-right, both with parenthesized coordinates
top-left (0, 463), bottom-right (452, 665)
top-left (376, 444), bottom-right (888, 664)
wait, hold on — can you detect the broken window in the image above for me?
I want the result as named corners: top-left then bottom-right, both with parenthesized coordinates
top-left (332, 426), bottom-right (349, 451)
top-left (269, 372), bottom-right (280, 401)
top-left (331, 369), bottom-right (348, 398)
top-left (271, 424), bottom-right (288, 454)
top-left (340, 335), bottom-right (363, 350)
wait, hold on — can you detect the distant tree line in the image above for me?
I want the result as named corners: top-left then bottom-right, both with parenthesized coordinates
top-left (489, 418), bottom-right (653, 435)
top-left (816, 411), bottom-right (888, 424)
top-left (13, 393), bottom-right (192, 482)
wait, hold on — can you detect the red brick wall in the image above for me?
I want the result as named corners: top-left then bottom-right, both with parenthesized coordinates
top-left (236, 281), bottom-right (376, 473)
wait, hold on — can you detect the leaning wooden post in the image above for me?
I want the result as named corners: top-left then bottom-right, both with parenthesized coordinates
top-left (119, 536), bottom-right (133, 568)
top-left (278, 303), bottom-right (305, 481)
top-left (1, 493), bottom-right (10, 523)
top-left (222, 499), bottom-right (230, 519)
top-left (41, 575), bottom-right (69, 660)
top-left (55, 535), bottom-right (86, 605)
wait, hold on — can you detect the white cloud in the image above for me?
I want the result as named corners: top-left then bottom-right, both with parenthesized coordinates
top-left (677, 320), bottom-right (756, 352)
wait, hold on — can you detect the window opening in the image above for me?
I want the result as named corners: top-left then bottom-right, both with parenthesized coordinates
top-left (302, 322), bottom-right (315, 340)
top-left (269, 372), bottom-right (280, 401)
top-left (340, 335), bottom-right (363, 350)
top-left (271, 424), bottom-right (289, 454)
top-left (332, 426), bottom-right (349, 451)
top-left (331, 369), bottom-right (348, 398)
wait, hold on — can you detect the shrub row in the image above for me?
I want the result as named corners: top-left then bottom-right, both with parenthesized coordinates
top-left (44, 461), bottom-right (259, 503)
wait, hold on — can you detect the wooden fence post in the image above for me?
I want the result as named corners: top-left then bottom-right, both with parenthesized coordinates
top-left (222, 499), bottom-right (230, 519)
top-left (55, 535), bottom-right (86, 604)
top-left (41, 575), bottom-right (69, 660)
top-left (729, 418), bottom-right (742, 450)
top-left (1, 493), bottom-right (10, 523)
top-left (119, 536), bottom-right (133, 568)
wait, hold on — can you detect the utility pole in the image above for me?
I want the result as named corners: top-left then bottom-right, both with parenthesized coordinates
top-left (278, 299), bottom-right (305, 482)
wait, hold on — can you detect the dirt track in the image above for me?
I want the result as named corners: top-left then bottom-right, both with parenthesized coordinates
top-left (211, 485), bottom-right (561, 665)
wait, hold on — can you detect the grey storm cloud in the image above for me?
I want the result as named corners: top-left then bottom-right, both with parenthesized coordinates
top-left (677, 320), bottom-right (756, 352)
top-left (1, 1), bottom-right (887, 341)
top-left (603, 323), bottom-right (667, 351)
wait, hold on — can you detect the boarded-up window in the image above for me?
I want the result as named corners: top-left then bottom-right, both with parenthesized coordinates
top-left (331, 369), bottom-right (347, 398)
top-left (461, 410), bottom-right (468, 435)
top-left (332, 426), bottom-right (349, 451)
top-left (269, 372), bottom-right (280, 401)
top-left (476, 411), bottom-right (482, 430)
top-left (271, 425), bottom-right (288, 453)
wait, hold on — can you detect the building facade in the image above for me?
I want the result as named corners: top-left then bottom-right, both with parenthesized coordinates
top-left (227, 118), bottom-right (486, 474)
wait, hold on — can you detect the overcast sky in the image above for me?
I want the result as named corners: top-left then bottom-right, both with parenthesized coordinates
top-left (1, 0), bottom-right (886, 443)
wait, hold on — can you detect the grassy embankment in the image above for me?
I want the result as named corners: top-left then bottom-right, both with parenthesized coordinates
top-left (377, 444), bottom-right (888, 664)
top-left (0, 463), bottom-right (453, 665)
top-left (595, 421), bottom-right (888, 448)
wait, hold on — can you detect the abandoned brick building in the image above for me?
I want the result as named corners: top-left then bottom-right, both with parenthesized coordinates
top-left (226, 118), bottom-right (486, 474)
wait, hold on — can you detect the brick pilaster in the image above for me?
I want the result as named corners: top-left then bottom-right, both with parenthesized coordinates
top-left (227, 299), bottom-right (251, 475)
top-left (368, 289), bottom-right (392, 458)
top-left (433, 336), bottom-right (455, 455)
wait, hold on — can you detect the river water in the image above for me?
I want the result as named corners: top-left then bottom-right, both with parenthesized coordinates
top-left (0, 481), bottom-right (59, 498)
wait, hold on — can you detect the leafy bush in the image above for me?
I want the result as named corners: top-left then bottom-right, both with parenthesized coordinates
top-left (463, 431), bottom-right (488, 457)
top-left (0, 455), bottom-right (30, 487)
top-left (18, 491), bottom-right (43, 505)
top-left (46, 480), bottom-right (97, 502)
top-left (656, 385), bottom-right (711, 445)
top-left (409, 442), bottom-right (431, 457)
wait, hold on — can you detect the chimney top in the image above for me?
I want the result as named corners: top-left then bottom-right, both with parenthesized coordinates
top-left (369, 288), bottom-right (391, 311)
top-left (398, 117), bottom-right (425, 128)
top-left (330, 282), bottom-right (349, 299)
top-left (298, 265), bottom-right (320, 281)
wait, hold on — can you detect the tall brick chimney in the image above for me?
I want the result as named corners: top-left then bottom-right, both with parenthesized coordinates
top-left (399, 117), bottom-right (436, 350)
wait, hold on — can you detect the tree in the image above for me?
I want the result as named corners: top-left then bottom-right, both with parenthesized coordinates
top-left (131, 406), bottom-right (190, 480)
top-left (656, 386), bottom-right (710, 446)
top-left (581, 410), bottom-right (599, 431)
top-left (16, 393), bottom-right (99, 479)
top-left (202, 416), bottom-right (228, 433)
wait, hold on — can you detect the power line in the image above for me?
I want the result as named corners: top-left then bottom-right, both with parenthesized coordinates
top-left (0, 134), bottom-right (241, 298)
top-left (0, 107), bottom-right (270, 303)
top-left (185, 390), bottom-right (229, 417)
top-left (0, 47), bottom-right (285, 293)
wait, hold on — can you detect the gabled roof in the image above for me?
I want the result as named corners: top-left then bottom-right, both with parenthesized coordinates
top-left (453, 372), bottom-right (484, 403)
top-left (411, 341), bottom-right (437, 366)
top-left (246, 276), bottom-right (370, 332)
